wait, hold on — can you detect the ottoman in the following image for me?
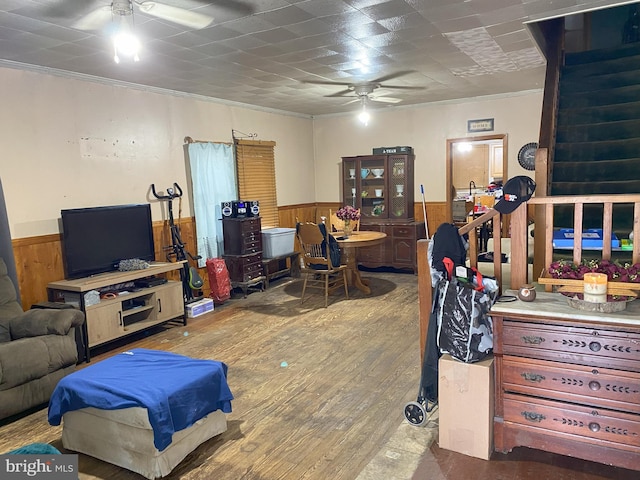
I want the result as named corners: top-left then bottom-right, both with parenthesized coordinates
top-left (48, 349), bottom-right (233, 479)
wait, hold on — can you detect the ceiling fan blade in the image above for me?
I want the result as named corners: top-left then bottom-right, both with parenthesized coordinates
top-left (212, 0), bottom-right (255, 15)
top-left (369, 70), bottom-right (416, 84)
top-left (378, 84), bottom-right (426, 91)
top-left (301, 79), bottom-right (354, 87)
top-left (369, 96), bottom-right (402, 104)
top-left (343, 98), bottom-right (361, 105)
top-left (72, 6), bottom-right (112, 31)
top-left (44, 0), bottom-right (95, 18)
top-left (136, 1), bottom-right (215, 29)
top-left (325, 88), bottom-right (354, 97)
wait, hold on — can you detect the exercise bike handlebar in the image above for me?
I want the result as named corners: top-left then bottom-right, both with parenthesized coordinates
top-left (151, 183), bottom-right (183, 200)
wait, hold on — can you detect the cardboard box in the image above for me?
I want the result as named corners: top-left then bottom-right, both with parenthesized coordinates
top-left (438, 354), bottom-right (494, 460)
top-left (186, 298), bottom-right (214, 318)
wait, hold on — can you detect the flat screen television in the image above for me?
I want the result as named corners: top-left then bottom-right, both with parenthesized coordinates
top-left (61, 204), bottom-right (155, 279)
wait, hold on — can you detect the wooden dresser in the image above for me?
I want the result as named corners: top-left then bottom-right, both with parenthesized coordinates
top-left (222, 217), bottom-right (265, 295)
top-left (491, 290), bottom-right (640, 470)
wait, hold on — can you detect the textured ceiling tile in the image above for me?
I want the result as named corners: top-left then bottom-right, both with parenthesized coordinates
top-left (223, 15), bottom-right (279, 35)
top-left (419, 2), bottom-right (477, 23)
top-left (218, 34), bottom-right (268, 50)
top-left (478, 4), bottom-right (528, 25)
top-left (359, 0), bottom-right (417, 21)
top-left (252, 27), bottom-right (300, 43)
top-left (344, 21), bottom-right (389, 39)
top-left (0, 0), bottom-right (631, 115)
top-left (485, 19), bottom-right (530, 36)
top-left (435, 15), bottom-right (484, 33)
top-left (282, 18), bottom-right (335, 36)
top-left (320, 9), bottom-right (378, 29)
top-left (258, 4), bottom-right (315, 26)
top-left (377, 12), bottom-right (436, 31)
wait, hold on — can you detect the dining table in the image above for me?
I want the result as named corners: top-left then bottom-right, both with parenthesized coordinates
top-left (334, 230), bottom-right (387, 295)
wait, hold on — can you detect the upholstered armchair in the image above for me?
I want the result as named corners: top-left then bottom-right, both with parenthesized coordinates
top-left (0, 257), bottom-right (84, 420)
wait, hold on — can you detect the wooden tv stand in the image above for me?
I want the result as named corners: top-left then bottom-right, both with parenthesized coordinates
top-left (47, 262), bottom-right (185, 362)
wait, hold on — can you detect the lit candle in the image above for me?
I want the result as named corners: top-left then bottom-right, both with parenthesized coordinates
top-left (583, 273), bottom-right (608, 303)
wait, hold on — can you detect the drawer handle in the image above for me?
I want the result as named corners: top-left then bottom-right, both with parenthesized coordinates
top-left (522, 335), bottom-right (545, 345)
top-left (521, 372), bottom-right (545, 383)
top-left (589, 341), bottom-right (602, 352)
top-left (589, 380), bottom-right (601, 391)
top-left (589, 422), bottom-right (601, 432)
top-left (521, 411), bottom-right (546, 423)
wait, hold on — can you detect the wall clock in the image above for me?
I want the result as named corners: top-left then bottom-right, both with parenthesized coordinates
top-left (517, 142), bottom-right (538, 171)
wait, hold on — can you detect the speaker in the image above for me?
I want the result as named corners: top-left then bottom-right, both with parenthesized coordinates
top-left (247, 200), bottom-right (260, 217)
top-left (232, 200), bottom-right (248, 218)
top-left (221, 201), bottom-right (233, 217)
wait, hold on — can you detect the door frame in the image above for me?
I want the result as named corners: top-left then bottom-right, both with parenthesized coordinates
top-left (446, 133), bottom-right (508, 227)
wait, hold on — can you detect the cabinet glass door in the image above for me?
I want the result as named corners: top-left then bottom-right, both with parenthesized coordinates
top-left (343, 158), bottom-right (357, 208)
top-left (360, 156), bottom-right (387, 219)
top-left (389, 156), bottom-right (408, 219)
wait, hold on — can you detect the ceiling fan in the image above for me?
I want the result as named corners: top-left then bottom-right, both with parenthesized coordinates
top-left (302, 71), bottom-right (426, 105)
top-left (46, 0), bottom-right (224, 31)
top-left (80, 1), bottom-right (213, 30)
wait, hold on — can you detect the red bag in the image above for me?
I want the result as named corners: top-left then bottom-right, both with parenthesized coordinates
top-left (206, 258), bottom-right (231, 304)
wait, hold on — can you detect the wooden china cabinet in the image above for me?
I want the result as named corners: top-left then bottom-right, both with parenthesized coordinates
top-left (341, 154), bottom-right (426, 272)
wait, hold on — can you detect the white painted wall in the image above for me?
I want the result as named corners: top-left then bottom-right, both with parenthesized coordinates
top-left (1, 65), bottom-right (543, 239)
top-left (0, 67), bottom-right (315, 238)
top-left (312, 91), bottom-right (544, 203)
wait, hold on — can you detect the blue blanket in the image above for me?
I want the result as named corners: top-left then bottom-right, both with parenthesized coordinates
top-left (48, 349), bottom-right (233, 451)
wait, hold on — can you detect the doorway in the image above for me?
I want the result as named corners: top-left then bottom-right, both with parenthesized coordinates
top-left (446, 134), bottom-right (507, 229)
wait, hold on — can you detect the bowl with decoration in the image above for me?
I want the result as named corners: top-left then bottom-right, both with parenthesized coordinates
top-left (539, 259), bottom-right (640, 311)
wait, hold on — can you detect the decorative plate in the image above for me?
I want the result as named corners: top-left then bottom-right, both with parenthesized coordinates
top-left (517, 142), bottom-right (538, 171)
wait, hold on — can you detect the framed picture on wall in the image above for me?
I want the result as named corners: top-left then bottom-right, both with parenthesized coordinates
top-left (467, 118), bottom-right (494, 133)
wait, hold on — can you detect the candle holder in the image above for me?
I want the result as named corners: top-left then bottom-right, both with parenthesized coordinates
top-left (583, 272), bottom-right (607, 303)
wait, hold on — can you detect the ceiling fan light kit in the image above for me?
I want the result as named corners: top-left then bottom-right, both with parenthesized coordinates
top-left (69, 0), bottom-right (216, 62)
top-left (112, 8), bottom-right (140, 64)
top-left (302, 71), bottom-right (425, 124)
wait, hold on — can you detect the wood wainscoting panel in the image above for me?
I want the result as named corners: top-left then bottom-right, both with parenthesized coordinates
top-left (10, 202), bottom-right (442, 309)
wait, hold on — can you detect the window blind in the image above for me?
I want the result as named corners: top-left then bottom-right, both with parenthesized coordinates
top-left (235, 139), bottom-right (278, 228)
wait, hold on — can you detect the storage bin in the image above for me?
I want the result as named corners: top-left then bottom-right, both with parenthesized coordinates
top-left (552, 228), bottom-right (620, 249)
top-left (261, 228), bottom-right (296, 258)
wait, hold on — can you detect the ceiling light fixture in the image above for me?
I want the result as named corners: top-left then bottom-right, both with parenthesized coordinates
top-left (112, 1), bottom-right (140, 64)
top-left (457, 142), bottom-right (472, 153)
top-left (357, 97), bottom-right (370, 126)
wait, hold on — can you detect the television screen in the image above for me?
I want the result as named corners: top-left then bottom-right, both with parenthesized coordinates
top-left (61, 204), bottom-right (155, 279)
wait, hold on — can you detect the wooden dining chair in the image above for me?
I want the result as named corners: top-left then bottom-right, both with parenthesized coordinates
top-left (296, 222), bottom-right (349, 307)
top-left (329, 209), bottom-right (360, 233)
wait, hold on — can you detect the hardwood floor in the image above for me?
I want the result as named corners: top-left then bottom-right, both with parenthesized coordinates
top-left (413, 442), bottom-right (639, 479)
top-left (0, 271), bottom-right (424, 479)
top-left (1, 271), bottom-right (637, 479)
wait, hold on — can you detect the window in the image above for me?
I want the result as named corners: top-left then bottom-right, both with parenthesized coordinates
top-left (235, 139), bottom-right (278, 228)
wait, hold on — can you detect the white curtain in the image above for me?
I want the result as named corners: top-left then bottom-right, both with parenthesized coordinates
top-left (188, 142), bottom-right (236, 267)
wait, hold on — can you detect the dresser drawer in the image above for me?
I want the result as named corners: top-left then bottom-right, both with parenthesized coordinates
top-left (503, 393), bottom-right (640, 449)
top-left (223, 253), bottom-right (263, 282)
top-left (392, 225), bottom-right (415, 238)
top-left (240, 234), bottom-right (262, 254)
top-left (239, 217), bottom-right (261, 233)
top-left (502, 355), bottom-right (640, 414)
top-left (501, 320), bottom-right (640, 371)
